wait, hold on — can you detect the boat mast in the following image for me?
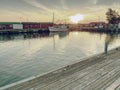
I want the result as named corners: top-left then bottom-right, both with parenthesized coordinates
top-left (20, 17), bottom-right (22, 24)
top-left (52, 12), bottom-right (55, 25)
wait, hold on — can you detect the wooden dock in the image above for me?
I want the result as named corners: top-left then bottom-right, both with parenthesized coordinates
top-left (1, 48), bottom-right (120, 90)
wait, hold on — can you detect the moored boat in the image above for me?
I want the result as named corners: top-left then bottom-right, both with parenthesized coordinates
top-left (49, 12), bottom-right (68, 32)
top-left (49, 25), bottom-right (68, 32)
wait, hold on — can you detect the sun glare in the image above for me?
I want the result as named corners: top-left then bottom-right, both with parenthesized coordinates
top-left (70, 14), bottom-right (84, 23)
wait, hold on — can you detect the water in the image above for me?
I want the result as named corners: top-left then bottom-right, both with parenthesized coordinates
top-left (0, 31), bottom-right (120, 87)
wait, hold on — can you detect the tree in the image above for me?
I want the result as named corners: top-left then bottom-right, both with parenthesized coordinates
top-left (106, 8), bottom-right (120, 24)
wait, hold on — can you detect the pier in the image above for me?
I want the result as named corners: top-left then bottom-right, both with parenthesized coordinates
top-left (1, 47), bottom-right (120, 90)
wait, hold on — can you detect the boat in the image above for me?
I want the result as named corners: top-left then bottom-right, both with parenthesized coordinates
top-left (49, 13), bottom-right (68, 32)
top-left (49, 25), bottom-right (68, 32)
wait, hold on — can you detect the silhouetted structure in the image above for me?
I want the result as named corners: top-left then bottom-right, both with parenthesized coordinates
top-left (106, 8), bottom-right (120, 24)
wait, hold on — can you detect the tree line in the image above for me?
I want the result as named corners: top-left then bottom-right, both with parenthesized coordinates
top-left (106, 8), bottom-right (120, 24)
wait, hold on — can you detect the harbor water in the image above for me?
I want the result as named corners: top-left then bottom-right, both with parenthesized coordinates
top-left (0, 31), bottom-right (120, 87)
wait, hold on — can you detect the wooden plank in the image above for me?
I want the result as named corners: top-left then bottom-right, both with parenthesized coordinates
top-left (40, 58), bottom-right (116, 90)
top-left (105, 77), bottom-right (120, 90)
top-left (59, 59), bottom-right (120, 90)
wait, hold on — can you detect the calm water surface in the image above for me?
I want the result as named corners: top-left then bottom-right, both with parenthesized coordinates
top-left (0, 31), bottom-right (120, 87)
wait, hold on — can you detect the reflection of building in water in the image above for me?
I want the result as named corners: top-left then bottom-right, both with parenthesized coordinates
top-left (104, 33), bottom-right (119, 54)
top-left (0, 33), bottom-right (50, 41)
top-left (0, 35), bottom-right (15, 41)
top-left (0, 34), bottom-right (27, 41)
top-left (23, 33), bottom-right (49, 39)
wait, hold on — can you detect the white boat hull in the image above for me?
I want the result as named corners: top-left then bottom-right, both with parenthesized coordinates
top-left (49, 25), bottom-right (68, 32)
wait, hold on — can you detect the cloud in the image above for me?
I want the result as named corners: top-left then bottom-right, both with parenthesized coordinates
top-left (96, 0), bottom-right (120, 5)
top-left (23, 0), bottom-right (51, 12)
top-left (92, 0), bottom-right (98, 4)
top-left (0, 0), bottom-right (120, 22)
top-left (60, 0), bottom-right (68, 9)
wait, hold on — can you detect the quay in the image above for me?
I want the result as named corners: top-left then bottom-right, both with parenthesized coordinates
top-left (78, 28), bottom-right (120, 33)
top-left (0, 29), bottom-right (50, 35)
top-left (1, 47), bottom-right (120, 90)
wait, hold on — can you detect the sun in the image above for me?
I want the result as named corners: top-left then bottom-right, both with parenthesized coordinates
top-left (70, 14), bottom-right (84, 23)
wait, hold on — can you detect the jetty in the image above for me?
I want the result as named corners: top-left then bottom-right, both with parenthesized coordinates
top-left (1, 47), bottom-right (120, 90)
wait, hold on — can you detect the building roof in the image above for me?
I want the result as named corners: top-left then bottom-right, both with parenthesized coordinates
top-left (0, 22), bottom-right (21, 25)
top-left (21, 22), bottom-right (53, 24)
top-left (0, 22), bottom-right (53, 25)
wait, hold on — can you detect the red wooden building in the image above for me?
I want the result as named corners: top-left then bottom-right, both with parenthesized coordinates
top-left (22, 22), bottom-right (53, 29)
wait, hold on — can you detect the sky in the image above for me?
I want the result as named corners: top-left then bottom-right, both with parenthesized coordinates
top-left (0, 0), bottom-right (120, 23)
